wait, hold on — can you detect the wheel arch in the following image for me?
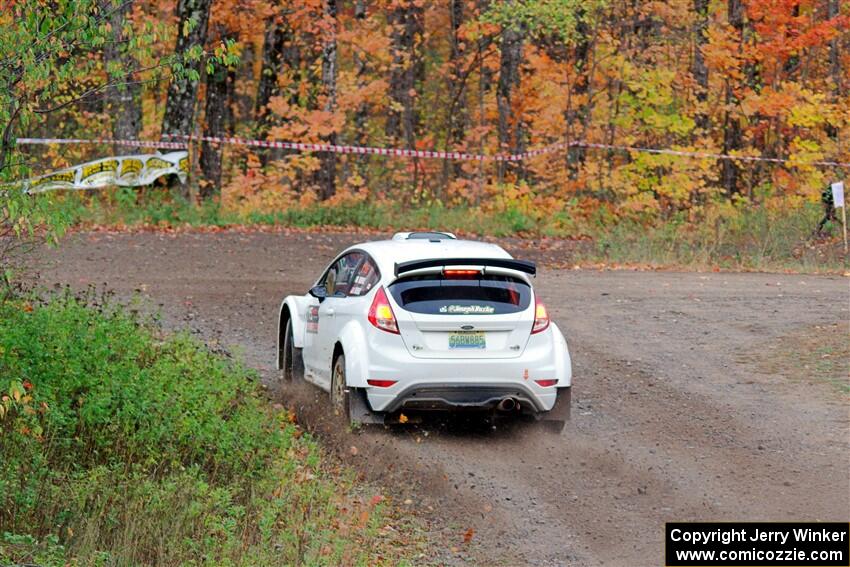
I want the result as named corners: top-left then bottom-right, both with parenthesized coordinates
top-left (336, 321), bottom-right (369, 388)
top-left (276, 296), bottom-right (308, 370)
top-left (550, 322), bottom-right (572, 387)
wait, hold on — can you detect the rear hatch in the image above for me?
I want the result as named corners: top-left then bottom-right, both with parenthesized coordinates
top-left (388, 272), bottom-right (534, 359)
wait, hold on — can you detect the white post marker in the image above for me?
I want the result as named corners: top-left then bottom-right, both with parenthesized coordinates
top-left (832, 181), bottom-right (846, 253)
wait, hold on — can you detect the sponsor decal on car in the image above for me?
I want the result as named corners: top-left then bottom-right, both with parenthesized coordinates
top-left (306, 306), bottom-right (320, 333)
top-left (438, 304), bottom-right (496, 315)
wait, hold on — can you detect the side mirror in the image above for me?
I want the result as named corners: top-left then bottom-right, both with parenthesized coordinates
top-left (309, 285), bottom-right (328, 302)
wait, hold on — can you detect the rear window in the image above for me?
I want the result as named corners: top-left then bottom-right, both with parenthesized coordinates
top-left (389, 274), bottom-right (531, 315)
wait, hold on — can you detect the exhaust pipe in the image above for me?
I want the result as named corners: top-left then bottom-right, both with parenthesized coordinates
top-left (497, 397), bottom-right (518, 412)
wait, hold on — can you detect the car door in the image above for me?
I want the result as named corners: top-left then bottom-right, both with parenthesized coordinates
top-left (322, 253), bottom-right (381, 369)
top-left (302, 256), bottom-right (345, 386)
top-left (310, 252), bottom-right (366, 386)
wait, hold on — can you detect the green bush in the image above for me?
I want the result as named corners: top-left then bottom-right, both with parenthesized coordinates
top-left (0, 293), bottom-right (408, 566)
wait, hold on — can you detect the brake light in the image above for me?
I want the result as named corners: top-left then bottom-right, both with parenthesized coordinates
top-left (531, 296), bottom-right (550, 334)
top-left (535, 379), bottom-right (557, 387)
top-left (367, 379), bottom-right (397, 388)
top-left (444, 269), bottom-right (480, 277)
top-left (368, 287), bottom-right (399, 334)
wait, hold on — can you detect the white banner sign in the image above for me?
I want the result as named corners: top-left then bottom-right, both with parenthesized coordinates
top-left (22, 151), bottom-right (188, 193)
top-left (831, 181), bottom-right (845, 208)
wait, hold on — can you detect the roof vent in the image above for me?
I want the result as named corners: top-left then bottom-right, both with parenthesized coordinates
top-left (392, 231), bottom-right (457, 242)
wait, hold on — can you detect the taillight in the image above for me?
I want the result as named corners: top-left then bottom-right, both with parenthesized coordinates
top-left (368, 287), bottom-right (399, 334)
top-left (531, 296), bottom-right (549, 334)
top-left (444, 269), bottom-right (480, 278)
top-left (535, 379), bottom-right (557, 387)
top-left (367, 379), bottom-right (397, 388)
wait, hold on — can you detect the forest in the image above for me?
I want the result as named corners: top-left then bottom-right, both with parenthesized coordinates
top-left (1, 0), bottom-right (848, 260)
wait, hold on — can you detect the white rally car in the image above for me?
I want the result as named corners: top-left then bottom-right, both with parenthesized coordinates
top-left (276, 231), bottom-right (572, 431)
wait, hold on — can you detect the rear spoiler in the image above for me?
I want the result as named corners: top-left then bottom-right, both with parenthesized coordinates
top-left (394, 257), bottom-right (536, 278)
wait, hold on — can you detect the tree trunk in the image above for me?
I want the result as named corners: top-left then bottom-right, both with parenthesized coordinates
top-left (441, 0), bottom-right (467, 190)
top-left (722, 0), bottom-right (745, 196)
top-left (828, 0), bottom-right (843, 97)
top-left (316, 0), bottom-right (337, 200)
top-left (255, 13), bottom-right (300, 164)
top-left (476, 0), bottom-right (495, 91)
top-left (200, 29), bottom-right (232, 200)
top-left (352, 0), bottom-right (370, 183)
top-left (565, 9), bottom-right (591, 179)
top-left (103, 0), bottom-right (142, 151)
top-left (256, 19), bottom-right (293, 126)
top-left (496, 21), bottom-right (524, 181)
top-left (825, 0), bottom-right (842, 143)
top-left (160, 0), bottom-right (213, 140)
top-left (692, 0), bottom-right (710, 131)
top-left (386, 0), bottom-right (423, 149)
top-left (231, 41), bottom-right (253, 134)
top-left (448, 0), bottom-right (468, 145)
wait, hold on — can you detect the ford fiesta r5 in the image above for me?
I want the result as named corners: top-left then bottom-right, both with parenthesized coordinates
top-left (276, 231), bottom-right (572, 432)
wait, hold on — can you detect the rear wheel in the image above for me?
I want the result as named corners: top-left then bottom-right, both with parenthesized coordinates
top-left (330, 353), bottom-right (351, 422)
top-left (281, 318), bottom-right (304, 382)
top-left (331, 351), bottom-right (384, 428)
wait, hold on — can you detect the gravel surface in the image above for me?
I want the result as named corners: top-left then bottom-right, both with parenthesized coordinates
top-left (35, 229), bottom-right (850, 566)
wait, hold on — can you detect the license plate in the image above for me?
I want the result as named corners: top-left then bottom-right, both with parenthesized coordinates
top-left (449, 331), bottom-right (486, 349)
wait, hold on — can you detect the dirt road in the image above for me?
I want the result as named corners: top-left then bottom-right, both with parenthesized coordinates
top-left (35, 230), bottom-right (849, 566)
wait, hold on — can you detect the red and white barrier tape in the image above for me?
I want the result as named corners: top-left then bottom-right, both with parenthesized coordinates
top-left (16, 137), bottom-right (188, 150)
top-left (16, 135), bottom-right (850, 168)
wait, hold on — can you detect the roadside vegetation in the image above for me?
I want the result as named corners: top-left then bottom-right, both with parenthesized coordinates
top-left (55, 188), bottom-right (847, 272)
top-left (0, 290), bottom-right (418, 566)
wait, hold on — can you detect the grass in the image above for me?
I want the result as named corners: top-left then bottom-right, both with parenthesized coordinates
top-left (51, 187), bottom-right (849, 272)
top-left (0, 290), bottom-right (420, 566)
top-left (757, 323), bottom-right (850, 395)
top-left (586, 207), bottom-right (847, 272)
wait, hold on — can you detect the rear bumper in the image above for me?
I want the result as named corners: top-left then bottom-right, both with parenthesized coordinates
top-left (364, 350), bottom-right (565, 411)
top-left (359, 322), bottom-right (571, 412)
top-left (382, 382), bottom-right (544, 413)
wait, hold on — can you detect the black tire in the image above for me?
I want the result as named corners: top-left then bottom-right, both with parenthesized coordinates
top-left (281, 318), bottom-right (304, 382)
top-left (330, 352), bottom-right (351, 424)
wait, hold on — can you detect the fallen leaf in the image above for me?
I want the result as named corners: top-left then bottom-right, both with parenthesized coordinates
top-left (398, 413), bottom-right (409, 424)
top-left (463, 527), bottom-right (475, 543)
top-left (349, 445), bottom-right (359, 456)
